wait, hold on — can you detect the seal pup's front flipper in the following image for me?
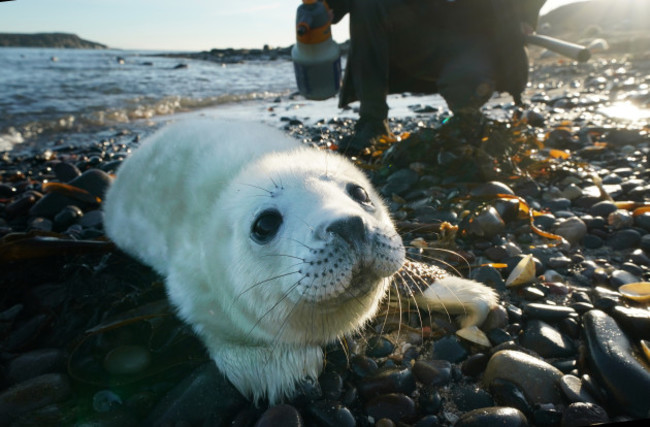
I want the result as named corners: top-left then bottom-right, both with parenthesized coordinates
top-left (414, 276), bottom-right (498, 328)
top-left (396, 260), bottom-right (498, 329)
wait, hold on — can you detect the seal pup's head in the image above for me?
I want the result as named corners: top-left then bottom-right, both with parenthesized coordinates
top-left (188, 146), bottom-right (405, 404)
top-left (105, 119), bottom-right (405, 404)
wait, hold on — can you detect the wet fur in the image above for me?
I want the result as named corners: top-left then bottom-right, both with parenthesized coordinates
top-left (104, 119), bottom-right (497, 404)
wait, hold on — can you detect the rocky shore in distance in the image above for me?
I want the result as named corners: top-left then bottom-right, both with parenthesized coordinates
top-left (155, 41), bottom-right (350, 64)
top-left (0, 33), bottom-right (107, 49)
top-left (1, 49), bottom-right (650, 426)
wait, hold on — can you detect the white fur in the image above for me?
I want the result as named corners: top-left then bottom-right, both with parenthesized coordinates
top-left (103, 118), bottom-right (498, 405)
top-left (415, 276), bottom-right (498, 328)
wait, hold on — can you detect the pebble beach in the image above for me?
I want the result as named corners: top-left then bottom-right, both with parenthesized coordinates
top-left (1, 44), bottom-right (650, 427)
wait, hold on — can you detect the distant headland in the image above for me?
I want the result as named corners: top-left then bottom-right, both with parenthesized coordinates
top-left (0, 33), bottom-right (107, 49)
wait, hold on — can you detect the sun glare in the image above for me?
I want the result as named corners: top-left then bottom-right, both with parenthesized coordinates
top-left (600, 102), bottom-right (650, 123)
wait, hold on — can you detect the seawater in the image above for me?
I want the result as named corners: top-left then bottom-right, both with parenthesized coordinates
top-left (0, 47), bottom-right (296, 151)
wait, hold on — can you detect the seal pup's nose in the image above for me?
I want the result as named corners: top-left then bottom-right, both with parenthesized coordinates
top-left (326, 216), bottom-right (366, 246)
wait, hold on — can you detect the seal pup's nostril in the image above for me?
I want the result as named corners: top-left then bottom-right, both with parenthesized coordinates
top-left (326, 216), bottom-right (366, 245)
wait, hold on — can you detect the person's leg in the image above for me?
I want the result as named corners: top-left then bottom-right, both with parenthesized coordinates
top-left (437, 40), bottom-right (495, 115)
top-left (348, 0), bottom-right (392, 121)
top-left (338, 0), bottom-right (407, 153)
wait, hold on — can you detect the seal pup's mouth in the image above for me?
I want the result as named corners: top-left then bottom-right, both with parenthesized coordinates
top-left (337, 267), bottom-right (382, 302)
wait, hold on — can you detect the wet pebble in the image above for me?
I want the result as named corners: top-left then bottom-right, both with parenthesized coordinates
top-left (382, 169), bottom-right (419, 196)
top-left (350, 355), bottom-right (378, 378)
top-left (608, 228), bottom-right (641, 250)
top-left (583, 310), bottom-right (650, 418)
top-left (418, 386), bottom-right (443, 415)
top-left (548, 255), bottom-right (572, 269)
top-left (543, 197), bottom-right (571, 212)
top-left (470, 266), bottom-right (506, 292)
top-left (583, 233), bottom-right (604, 249)
top-left (79, 209), bottom-right (104, 229)
top-left (305, 400), bottom-right (355, 427)
top-left (103, 344), bottom-right (151, 375)
top-left (53, 205), bottom-right (83, 230)
top-left (0, 183), bottom-right (17, 198)
top-left (629, 248), bottom-right (650, 266)
top-left (483, 350), bottom-right (564, 404)
top-left (461, 353), bottom-right (490, 377)
top-left (608, 210), bottom-right (634, 229)
top-left (145, 362), bottom-right (246, 425)
top-left (0, 373), bottom-right (72, 424)
top-left (357, 367), bottom-right (416, 399)
top-left (53, 161), bottom-right (82, 182)
top-left (365, 393), bottom-right (417, 424)
top-left (29, 169), bottom-right (112, 217)
top-left (469, 181), bottom-right (514, 196)
top-left (482, 304), bottom-right (509, 330)
top-left (255, 404), bottom-right (303, 427)
top-left (489, 378), bottom-right (533, 417)
top-left (468, 206), bottom-right (506, 238)
top-left (5, 190), bottom-right (41, 217)
top-left (411, 360), bottom-right (451, 386)
top-left (431, 335), bottom-right (468, 363)
top-left (533, 213), bottom-right (556, 230)
top-left (553, 217), bottom-right (587, 245)
top-left (365, 335), bottom-right (395, 358)
top-left (486, 328), bottom-right (513, 346)
top-left (590, 201), bottom-right (618, 218)
top-left (561, 402), bottom-right (609, 427)
top-left (610, 305), bottom-right (650, 340)
top-left (413, 414), bottom-right (440, 427)
top-left (641, 234), bottom-right (650, 252)
top-left (29, 217), bottom-right (53, 232)
top-left (450, 384), bottom-right (494, 412)
top-left (92, 390), bottom-right (123, 413)
top-left (523, 303), bottom-right (577, 321)
top-left (318, 370), bottom-right (343, 400)
top-left (5, 348), bottom-right (66, 385)
top-left (521, 286), bottom-right (545, 301)
top-left (610, 269), bottom-right (640, 286)
top-left (559, 374), bottom-right (597, 404)
top-left (519, 320), bottom-right (576, 358)
top-left (560, 183), bottom-right (583, 200)
top-left (3, 313), bottom-right (50, 352)
top-left (532, 404), bottom-right (562, 426)
top-left (635, 213), bottom-right (650, 231)
top-left (454, 406), bottom-right (529, 427)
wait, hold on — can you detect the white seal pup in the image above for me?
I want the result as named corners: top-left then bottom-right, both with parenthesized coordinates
top-left (103, 118), bottom-right (497, 404)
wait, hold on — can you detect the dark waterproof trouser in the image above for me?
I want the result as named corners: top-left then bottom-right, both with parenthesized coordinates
top-left (328, 0), bottom-right (529, 120)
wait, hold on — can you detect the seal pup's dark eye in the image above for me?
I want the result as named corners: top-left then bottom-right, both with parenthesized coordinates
top-left (251, 209), bottom-right (283, 244)
top-left (346, 183), bottom-right (372, 205)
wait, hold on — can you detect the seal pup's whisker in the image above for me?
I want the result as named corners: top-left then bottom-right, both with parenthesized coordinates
top-left (405, 245), bottom-right (472, 276)
top-left (234, 271), bottom-right (302, 302)
top-left (393, 272), bottom-right (428, 326)
top-left (245, 277), bottom-right (306, 341)
top-left (397, 263), bottom-right (454, 324)
top-left (376, 278), bottom-right (394, 338)
top-left (286, 237), bottom-right (318, 252)
top-left (405, 262), bottom-right (466, 318)
top-left (265, 288), bottom-right (310, 362)
top-left (390, 274), bottom-right (427, 342)
top-left (260, 253), bottom-right (307, 262)
top-left (241, 182), bottom-right (275, 196)
top-left (267, 175), bottom-right (284, 191)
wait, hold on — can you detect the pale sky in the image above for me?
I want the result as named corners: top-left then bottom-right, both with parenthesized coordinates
top-left (0, 0), bottom-right (587, 51)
